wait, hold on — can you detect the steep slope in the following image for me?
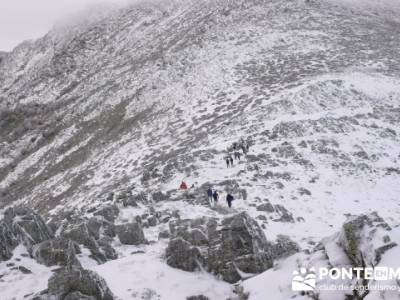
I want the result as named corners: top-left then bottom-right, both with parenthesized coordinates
top-left (0, 0), bottom-right (400, 299)
top-left (1, 0), bottom-right (399, 214)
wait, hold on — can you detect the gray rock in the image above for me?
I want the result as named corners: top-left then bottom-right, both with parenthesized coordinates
top-left (207, 212), bottom-right (273, 283)
top-left (147, 216), bottom-right (158, 227)
top-left (186, 296), bottom-right (209, 300)
top-left (11, 265), bottom-right (32, 274)
top-left (271, 235), bottom-right (300, 259)
top-left (298, 187), bottom-right (312, 196)
top-left (61, 220), bottom-right (117, 263)
top-left (256, 215), bottom-right (267, 221)
top-left (256, 201), bottom-right (274, 213)
top-left (93, 205), bottom-right (119, 223)
top-left (166, 213), bottom-right (275, 282)
top-left (116, 222), bottom-right (146, 245)
top-left (273, 205), bottom-right (295, 223)
top-left (184, 228), bottom-right (208, 246)
top-left (48, 268), bottom-right (114, 300)
top-left (158, 230), bottom-right (170, 240)
top-left (339, 212), bottom-right (393, 267)
top-left (33, 238), bottom-right (81, 267)
top-left (0, 206), bottom-right (54, 261)
top-left (166, 238), bottom-right (203, 271)
top-left (152, 191), bottom-right (169, 202)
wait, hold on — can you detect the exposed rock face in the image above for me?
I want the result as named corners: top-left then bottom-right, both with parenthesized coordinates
top-left (256, 201), bottom-right (275, 213)
top-left (166, 238), bottom-right (203, 272)
top-left (0, 207), bottom-right (116, 299)
top-left (338, 212), bottom-right (395, 267)
top-left (271, 235), bottom-right (300, 259)
top-left (116, 222), bottom-right (147, 245)
top-left (208, 212), bottom-right (274, 283)
top-left (0, 206), bottom-right (54, 261)
top-left (314, 213), bottom-right (399, 300)
top-left (93, 205), bottom-right (120, 223)
top-left (61, 218), bottom-right (117, 263)
top-left (33, 238), bottom-right (81, 267)
top-left (273, 205), bottom-right (295, 223)
top-left (147, 215), bottom-right (158, 227)
top-left (48, 268), bottom-right (115, 300)
top-left (166, 213), bottom-right (287, 283)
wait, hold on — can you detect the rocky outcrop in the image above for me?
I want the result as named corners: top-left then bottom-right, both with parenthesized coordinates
top-left (61, 217), bottom-right (117, 263)
top-left (166, 238), bottom-right (203, 271)
top-left (47, 268), bottom-right (115, 300)
top-left (0, 207), bottom-right (116, 299)
top-left (33, 238), bottom-right (81, 267)
top-left (93, 204), bottom-right (119, 223)
top-left (116, 222), bottom-right (147, 245)
top-left (207, 212), bottom-right (274, 283)
top-left (165, 213), bottom-right (293, 283)
top-left (271, 235), bottom-right (300, 259)
top-left (338, 212), bottom-right (395, 267)
top-left (0, 206), bottom-right (54, 261)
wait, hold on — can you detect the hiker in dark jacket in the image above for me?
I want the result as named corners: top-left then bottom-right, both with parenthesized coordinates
top-left (226, 193), bottom-right (234, 208)
top-left (225, 157), bottom-right (230, 168)
top-left (207, 187), bottom-right (213, 204)
top-left (229, 156), bottom-right (234, 166)
top-left (212, 190), bottom-right (219, 203)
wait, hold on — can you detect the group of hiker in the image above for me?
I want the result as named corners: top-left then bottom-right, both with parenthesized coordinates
top-left (178, 138), bottom-right (251, 208)
top-left (225, 139), bottom-right (251, 168)
top-left (207, 187), bottom-right (235, 208)
top-left (178, 181), bottom-right (236, 208)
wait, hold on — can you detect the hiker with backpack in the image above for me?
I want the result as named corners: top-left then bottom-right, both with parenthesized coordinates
top-left (226, 193), bottom-right (234, 208)
top-left (180, 181), bottom-right (188, 190)
top-left (212, 190), bottom-right (219, 204)
top-left (225, 157), bottom-right (230, 168)
top-left (207, 187), bottom-right (213, 206)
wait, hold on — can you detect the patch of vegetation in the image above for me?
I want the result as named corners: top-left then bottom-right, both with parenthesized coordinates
top-left (343, 223), bottom-right (358, 264)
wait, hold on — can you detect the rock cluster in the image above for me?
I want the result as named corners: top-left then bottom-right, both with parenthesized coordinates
top-left (0, 206), bottom-right (118, 299)
top-left (166, 212), bottom-right (299, 283)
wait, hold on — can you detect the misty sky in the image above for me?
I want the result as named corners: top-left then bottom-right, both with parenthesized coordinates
top-left (0, 0), bottom-right (130, 51)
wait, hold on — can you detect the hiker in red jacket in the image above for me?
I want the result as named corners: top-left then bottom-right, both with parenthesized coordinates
top-left (180, 181), bottom-right (188, 190)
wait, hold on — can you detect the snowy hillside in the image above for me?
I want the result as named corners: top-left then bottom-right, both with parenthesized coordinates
top-left (0, 0), bottom-right (399, 299)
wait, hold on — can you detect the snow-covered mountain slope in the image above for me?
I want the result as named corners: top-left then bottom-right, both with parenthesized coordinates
top-left (0, 0), bottom-right (399, 299)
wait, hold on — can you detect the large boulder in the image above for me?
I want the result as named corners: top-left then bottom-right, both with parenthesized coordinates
top-left (208, 212), bottom-right (274, 283)
top-left (338, 212), bottom-right (395, 267)
top-left (166, 238), bottom-right (203, 271)
top-left (61, 219), bottom-right (117, 263)
top-left (93, 205), bottom-right (119, 223)
top-left (116, 222), bottom-right (147, 245)
top-left (48, 268), bottom-right (114, 300)
top-left (0, 206), bottom-right (54, 261)
top-left (270, 235), bottom-right (300, 259)
top-left (33, 238), bottom-right (81, 267)
top-left (165, 213), bottom-right (276, 283)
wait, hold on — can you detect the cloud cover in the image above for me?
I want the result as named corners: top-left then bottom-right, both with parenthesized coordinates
top-left (0, 0), bottom-right (130, 51)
